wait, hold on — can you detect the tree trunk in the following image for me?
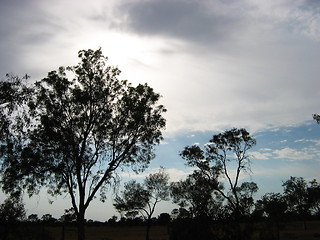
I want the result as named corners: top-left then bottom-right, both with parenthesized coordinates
top-left (77, 209), bottom-right (86, 240)
top-left (146, 220), bottom-right (151, 240)
top-left (303, 219), bottom-right (307, 230)
top-left (276, 220), bottom-right (280, 240)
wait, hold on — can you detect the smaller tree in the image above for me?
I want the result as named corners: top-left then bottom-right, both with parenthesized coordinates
top-left (258, 193), bottom-right (287, 220)
top-left (180, 128), bottom-right (257, 220)
top-left (0, 195), bottom-right (26, 240)
top-left (0, 195), bottom-right (26, 223)
top-left (107, 215), bottom-right (118, 224)
top-left (114, 167), bottom-right (170, 240)
top-left (41, 214), bottom-right (57, 224)
top-left (27, 214), bottom-right (39, 222)
top-left (171, 207), bottom-right (190, 219)
top-left (59, 208), bottom-right (77, 223)
top-left (236, 181), bottom-right (259, 216)
top-left (307, 179), bottom-right (320, 215)
top-left (170, 170), bottom-right (225, 220)
top-left (257, 192), bottom-right (287, 240)
top-left (282, 176), bottom-right (309, 229)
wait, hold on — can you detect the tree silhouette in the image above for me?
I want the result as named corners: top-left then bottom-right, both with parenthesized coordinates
top-left (0, 195), bottom-right (26, 240)
top-left (257, 192), bottom-right (287, 240)
top-left (180, 128), bottom-right (257, 220)
top-left (0, 195), bottom-right (25, 223)
top-left (27, 214), bottom-right (39, 222)
top-left (283, 176), bottom-right (311, 230)
top-left (60, 208), bottom-right (77, 223)
top-left (307, 179), bottom-right (320, 215)
top-left (170, 170), bottom-right (225, 220)
top-left (114, 167), bottom-right (170, 240)
top-left (0, 49), bottom-right (166, 240)
top-left (179, 128), bottom-right (257, 240)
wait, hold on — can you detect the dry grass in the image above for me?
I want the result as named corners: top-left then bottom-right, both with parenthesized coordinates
top-left (35, 220), bottom-right (320, 240)
top-left (280, 221), bottom-right (320, 240)
top-left (45, 225), bottom-right (169, 240)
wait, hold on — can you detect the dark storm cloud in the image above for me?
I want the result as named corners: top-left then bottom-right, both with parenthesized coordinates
top-left (116, 0), bottom-right (247, 44)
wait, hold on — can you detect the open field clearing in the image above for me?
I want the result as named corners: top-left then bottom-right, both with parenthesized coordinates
top-left (2, 221), bottom-right (319, 240)
top-left (43, 225), bottom-right (169, 240)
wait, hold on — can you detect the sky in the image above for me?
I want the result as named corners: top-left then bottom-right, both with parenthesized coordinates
top-left (0, 0), bottom-right (320, 221)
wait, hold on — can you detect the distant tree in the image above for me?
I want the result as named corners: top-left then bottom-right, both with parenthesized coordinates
top-left (114, 167), bottom-right (170, 240)
top-left (170, 170), bottom-right (225, 220)
top-left (0, 49), bottom-right (166, 240)
top-left (282, 176), bottom-right (309, 229)
top-left (307, 179), bottom-right (320, 215)
top-left (107, 215), bottom-right (118, 224)
top-left (157, 213), bottom-right (171, 225)
top-left (41, 213), bottom-right (56, 223)
top-left (171, 208), bottom-right (190, 219)
top-left (60, 207), bottom-right (77, 223)
top-left (0, 195), bottom-right (26, 240)
top-left (257, 192), bottom-right (287, 240)
top-left (180, 128), bottom-right (257, 220)
top-left (0, 195), bottom-right (26, 223)
top-left (236, 181), bottom-right (259, 216)
top-left (258, 192), bottom-right (287, 219)
top-left (27, 214), bottom-right (39, 222)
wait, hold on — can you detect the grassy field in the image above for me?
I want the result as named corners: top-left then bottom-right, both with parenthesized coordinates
top-left (44, 225), bottom-right (169, 240)
top-left (5, 220), bottom-right (319, 240)
top-left (275, 221), bottom-right (320, 240)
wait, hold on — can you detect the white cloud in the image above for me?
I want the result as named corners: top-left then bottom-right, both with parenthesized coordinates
top-left (251, 141), bottom-right (320, 162)
top-left (254, 163), bottom-right (320, 184)
top-left (260, 148), bottom-right (273, 152)
top-left (250, 151), bottom-right (272, 160)
top-left (295, 138), bottom-right (320, 146)
top-left (166, 168), bottom-right (193, 181)
top-left (273, 147), bottom-right (313, 161)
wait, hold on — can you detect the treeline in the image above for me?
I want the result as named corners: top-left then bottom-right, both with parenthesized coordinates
top-left (1, 176), bottom-right (319, 225)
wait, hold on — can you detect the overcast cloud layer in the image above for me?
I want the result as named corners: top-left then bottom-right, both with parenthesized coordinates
top-left (1, 0), bottom-right (319, 134)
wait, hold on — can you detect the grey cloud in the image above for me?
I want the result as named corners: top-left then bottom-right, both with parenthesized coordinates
top-left (0, 1), bottom-right (58, 44)
top-left (115, 0), bottom-right (248, 44)
top-left (114, 0), bottom-right (320, 45)
top-left (0, 0), bottom-right (66, 76)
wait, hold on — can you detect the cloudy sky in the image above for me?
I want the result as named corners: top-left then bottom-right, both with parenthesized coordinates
top-left (1, 0), bottom-right (320, 220)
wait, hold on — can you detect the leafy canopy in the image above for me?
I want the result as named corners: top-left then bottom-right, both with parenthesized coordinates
top-left (0, 49), bottom-right (166, 218)
top-left (180, 128), bottom-right (257, 219)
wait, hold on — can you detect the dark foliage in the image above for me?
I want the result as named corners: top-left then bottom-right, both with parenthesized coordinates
top-left (0, 49), bottom-right (166, 240)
